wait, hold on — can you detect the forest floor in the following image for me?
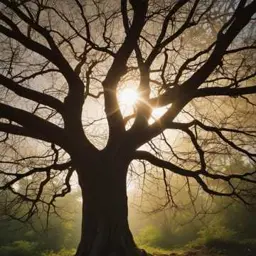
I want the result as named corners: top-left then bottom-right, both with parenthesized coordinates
top-left (143, 243), bottom-right (256, 256)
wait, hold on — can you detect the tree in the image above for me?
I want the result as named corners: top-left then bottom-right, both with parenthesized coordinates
top-left (0, 190), bottom-right (81, 252)
top-left (0, 0), bottom-right (256, 255)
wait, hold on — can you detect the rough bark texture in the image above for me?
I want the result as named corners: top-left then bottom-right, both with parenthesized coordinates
top-left (75, 156), bottom-right (142, 256)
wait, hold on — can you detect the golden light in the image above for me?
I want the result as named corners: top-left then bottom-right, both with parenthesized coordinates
top-left (149, 107), bottom-right (168, 124)
top-left (119, 88), bottom-right (138, 107)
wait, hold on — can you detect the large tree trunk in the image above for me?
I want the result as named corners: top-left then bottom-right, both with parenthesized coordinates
top-left (75, 157), bottom-right (143, 256)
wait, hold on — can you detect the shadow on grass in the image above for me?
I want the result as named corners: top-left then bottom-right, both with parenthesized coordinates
top-left (205, 239), bottom-right (256, 256)
top-left (143, 239), bottom-right (256, 256)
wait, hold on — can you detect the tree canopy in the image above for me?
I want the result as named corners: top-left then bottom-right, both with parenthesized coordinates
top-left (0, 0), bottom-right (256, 255)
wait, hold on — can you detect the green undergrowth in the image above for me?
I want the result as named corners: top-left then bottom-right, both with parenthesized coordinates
top-left (41, 249), bottom-right (76, 256)
top-left (139, 245), bottom-right (172, 255)
top-left (140, 239), bottom-right (256, 256)
top-left (0, 242), bottom-right (76, 256)
top-left (1, 241), bottom-right (256, 256)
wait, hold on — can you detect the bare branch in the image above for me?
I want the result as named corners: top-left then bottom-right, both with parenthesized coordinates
top-left (0, 74), bottom-right (64, 114)
top-left (0, 103), bottom-right (66, 146)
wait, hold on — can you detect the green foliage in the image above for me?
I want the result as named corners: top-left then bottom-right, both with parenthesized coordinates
top-left (42, 249), bottom-right (76, 256)
top-left (132, 159), bottom-right (256, 252)
top-left (135, 225), bottom-right (162, 247)
top-left (0, 241), bottom-right (76, 256)
top-left (194, 221), bottom-right (236, 246)
top-left (205, 239), bottom-right (256, 256)
top-left (0, 191), bottom-right (81, 254)
top-left (137, 245), bottom-right (172, 255)
top-left (1, 159), bottom-right (255, 255)
top-left (0, 240), bottom-right (39, 256)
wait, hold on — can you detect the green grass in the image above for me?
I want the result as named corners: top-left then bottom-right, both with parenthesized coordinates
top-left (139, 245), bottom-right (172, 255)
top-left (140, 239), bottom-right (256, 256)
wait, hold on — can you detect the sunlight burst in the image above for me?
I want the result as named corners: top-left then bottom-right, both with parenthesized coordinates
top-left (119, 88), bottom-right (138, 107)
top-left (149, 107), bottom-right (168, 124)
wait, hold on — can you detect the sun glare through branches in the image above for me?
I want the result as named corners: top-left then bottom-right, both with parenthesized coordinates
top-left (118, 85), bottom-right (175, 125)
top-left (119, 88), bottom-right (139, 107)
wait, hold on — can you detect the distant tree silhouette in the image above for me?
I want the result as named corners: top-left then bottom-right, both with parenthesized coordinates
top-left (0, 0), bottom-right (255, 255)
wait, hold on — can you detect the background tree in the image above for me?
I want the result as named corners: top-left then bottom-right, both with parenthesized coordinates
top-left (0, 190), bottom-right (81, 255)
top-left (0, 0), bottom-right (256, 255)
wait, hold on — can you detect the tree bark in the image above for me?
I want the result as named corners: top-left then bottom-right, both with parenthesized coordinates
top-left (75, 157), bottom-right (142, 256)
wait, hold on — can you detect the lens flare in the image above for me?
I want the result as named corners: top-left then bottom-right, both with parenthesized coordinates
top-left (119, 88), bottom-right (138, 106)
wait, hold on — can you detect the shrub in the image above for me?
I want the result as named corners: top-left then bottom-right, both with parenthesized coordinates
top-left (196, 225), bottom-right (236, 245)
top-left (135, 225), bottom-right (162, 247)
top-left (0, 240), bottom-right (39, 256)
top-left (42, 248), bottom-right (76, 256)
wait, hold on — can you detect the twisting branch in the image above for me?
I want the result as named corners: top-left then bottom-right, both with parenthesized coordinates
top-left (129, 0), bottom-right (256, 149)
top-left (0, 74), bottom-right (64, 114)
top-left (103, 0), bottom-right (148, 145)
top-left (0, 0), bottom-right (255, 237)
top-left (134, 150), bottom-right (256, 205)
top-left (0, 103), bottom-right (66, 146)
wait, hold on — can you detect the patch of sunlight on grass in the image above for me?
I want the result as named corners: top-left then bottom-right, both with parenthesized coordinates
top-left (139, 245), bottom-right (173, 255)
top-left (138, 245), bottom-right (226, 256)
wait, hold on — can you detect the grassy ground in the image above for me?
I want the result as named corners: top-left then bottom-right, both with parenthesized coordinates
top-left (141, 241), bottom-right (256, 256)
top-left (142, 246), bottom-right (221, 256)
